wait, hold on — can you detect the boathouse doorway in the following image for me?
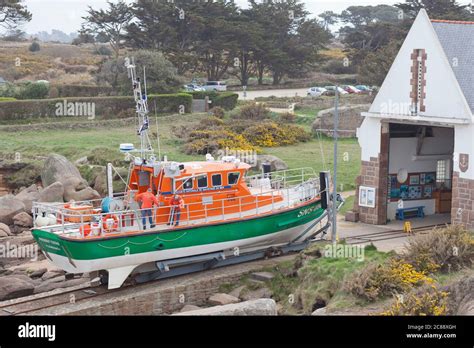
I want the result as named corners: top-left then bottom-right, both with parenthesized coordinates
top-left (386, 122), bottom-right (454, 224)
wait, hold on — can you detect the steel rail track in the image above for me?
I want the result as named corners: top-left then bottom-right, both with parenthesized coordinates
top-left (343, 223), bottom-right (449, 245)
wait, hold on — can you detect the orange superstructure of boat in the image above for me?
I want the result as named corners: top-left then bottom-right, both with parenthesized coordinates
top-left (126, 160), bottom-right (284, 225)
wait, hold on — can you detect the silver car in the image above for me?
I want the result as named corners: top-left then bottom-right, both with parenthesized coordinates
top-left (307, 87), bottom-right (327, 97)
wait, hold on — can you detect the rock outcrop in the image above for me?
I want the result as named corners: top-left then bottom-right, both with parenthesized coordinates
top-left (312, 104), bottom-right (370, 138)
top-left (41, 154), bottom-right (84, 187)
top-left (14, 184), bottom-right (40, 212)
top-left (0, 195), bottom-right (26, 225)
top-left (255, 155), bottom-right (288, 172)
top-left (63, 176), bottom-right (100, 201)
top-left (173, 299), bottom-right (278, 316)
top-left (38, 182), bottom-right (64, 202)
top-left (0, 276), bottom-right (35, 300)
top-left (208, 293), bottom-right (240, 306)
top-left (0, 222), bottom-right (12, 237)
top-left (13, 212), bottom-right (33, 228)
top-left (41, 154), bottom-right (100, 202)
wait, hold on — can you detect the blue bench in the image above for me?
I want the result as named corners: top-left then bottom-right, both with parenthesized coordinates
top-left (396, 206), bottom-right (425, 220)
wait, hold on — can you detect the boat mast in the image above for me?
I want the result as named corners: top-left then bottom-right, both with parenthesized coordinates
top-left (125, 57), bottom-right (155, 163)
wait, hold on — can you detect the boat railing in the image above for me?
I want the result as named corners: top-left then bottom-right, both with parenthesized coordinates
top-left (245, 167), bottom-right (319, 190)
top-left (32, 168), bottom-right (322, 238)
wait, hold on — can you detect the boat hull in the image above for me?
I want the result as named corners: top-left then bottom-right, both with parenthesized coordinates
top-left (32, 199), bottom-right (324, 286)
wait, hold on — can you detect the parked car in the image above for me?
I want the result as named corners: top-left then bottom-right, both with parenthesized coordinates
top-left (307, 87), bottom-right (327, 97)
top-left (183, 84), bottom-right (205, 92)
top-left (203, 81), bottom-right (227, 92)
top-left (355, 85), bottom-right (373, 94)
top-left (323, 86), bottom-right (348, 96)
top-left (342, 85), bottom-right (362, 94)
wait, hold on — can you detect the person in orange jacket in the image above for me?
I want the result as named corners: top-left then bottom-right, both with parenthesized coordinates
top-left (135, 188), bottom-right (159, 229)
top-left (169, 194), bottom-right (184, 226)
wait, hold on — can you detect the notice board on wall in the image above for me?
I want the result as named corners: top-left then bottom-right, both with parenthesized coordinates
top-left (389, 172), bottom-right (436, 202)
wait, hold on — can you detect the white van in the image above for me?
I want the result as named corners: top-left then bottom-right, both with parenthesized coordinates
top-left (203, 81), bottom-right (227, 92)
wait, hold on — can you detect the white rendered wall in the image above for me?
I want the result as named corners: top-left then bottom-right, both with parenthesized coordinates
top-left (369, 10), bottom-right (472, 121)
top-left (454, 123), bottom-right (474, 180)
top-left (357, 117), bottom-right (382, 161)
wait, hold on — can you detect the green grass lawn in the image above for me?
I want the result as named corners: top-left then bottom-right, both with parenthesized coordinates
top-left (265, 137), bottom-right (360, 192)
top-left (0, 114), bottom-right (207, 163)
top-left (294, 106), bottom-right (323, 118)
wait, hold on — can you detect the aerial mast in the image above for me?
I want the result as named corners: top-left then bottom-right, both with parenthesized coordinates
top-left (124, 57), bottom-right (155, 163)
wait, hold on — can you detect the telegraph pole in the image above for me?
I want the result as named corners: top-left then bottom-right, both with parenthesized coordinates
top-left (332, 86), bottom-right (339, 244)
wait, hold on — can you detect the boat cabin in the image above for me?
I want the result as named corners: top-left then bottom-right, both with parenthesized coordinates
top-left (127, 160), bottom-right (284, 224)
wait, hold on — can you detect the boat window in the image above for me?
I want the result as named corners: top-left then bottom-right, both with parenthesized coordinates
top-left (197, 175), bottom-right (208, 188)
top-left (212, 174), bottom-right (222, 187)
top-left (228, 172), bottom-right (240, 185)
top-left (182, 178), bottom-right (193, 190)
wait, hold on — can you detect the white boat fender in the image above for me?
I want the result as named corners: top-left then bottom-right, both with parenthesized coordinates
top-left (46, 214), bottom-right (57, 225)
top-left (35, 215), bottom-right (49, 227)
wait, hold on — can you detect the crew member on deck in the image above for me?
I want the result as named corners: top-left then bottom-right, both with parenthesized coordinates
top-left (135, 188), bottom-right (159, 229)
top-left (169, 194), bottom-right (184, 226)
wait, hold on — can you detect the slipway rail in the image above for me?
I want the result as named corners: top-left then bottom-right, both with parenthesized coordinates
top-left (344, 224), bottom-right (449, 245)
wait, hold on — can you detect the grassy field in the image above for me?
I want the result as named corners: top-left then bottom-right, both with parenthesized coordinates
top-left (0, 114), bottom-right (205, 164)
top-left (265, 137), bottom-right (360, 192)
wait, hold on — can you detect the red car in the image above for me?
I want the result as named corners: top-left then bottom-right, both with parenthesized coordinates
top-left (343, 85), bottom-right (362, 94)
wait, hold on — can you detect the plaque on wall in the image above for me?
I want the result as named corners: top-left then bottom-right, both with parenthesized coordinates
top-left (459, 154), bottom-right (469, 173)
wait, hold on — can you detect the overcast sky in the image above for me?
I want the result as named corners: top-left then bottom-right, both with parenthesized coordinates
top-left (21, 0), bottom-right (473, 34)
top-left (21, 0), bottom-right (394, 34)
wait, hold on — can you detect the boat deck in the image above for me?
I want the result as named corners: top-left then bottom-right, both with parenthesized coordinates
top-left (34, 174), bottom-right (321, 241)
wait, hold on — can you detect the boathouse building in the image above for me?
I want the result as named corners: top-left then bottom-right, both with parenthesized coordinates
top-left (354, 10), bottom-right (474, 227)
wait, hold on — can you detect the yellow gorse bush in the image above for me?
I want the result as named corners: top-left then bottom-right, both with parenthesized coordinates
top-left (345, 259), bottom-right (435, 302)
top-left (382, 286), bottom-right (449, 316)
top-left (242, 122), bottom-right (310, 147)
top-left (388, 260), bottom-right (434, 288)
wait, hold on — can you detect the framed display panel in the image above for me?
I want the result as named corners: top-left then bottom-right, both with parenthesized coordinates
top-left (388, 172), bottom-right (436, 201)
top-left (359, 186), bottom-right (376, 208)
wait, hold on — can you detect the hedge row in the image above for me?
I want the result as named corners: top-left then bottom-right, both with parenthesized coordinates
top-left (189, 91), bottom-right (239, 110)
top-left (49, 84), bottom-right (115, 98)
top-left (0, 94), bottom-right (193, 121)
top-left (0, 97), bottom-right (16, 101)
top-left (149, 93), bottom-right (193, 113)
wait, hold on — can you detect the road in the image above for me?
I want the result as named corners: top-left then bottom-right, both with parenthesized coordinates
top-left (235, 88), bottom-right (308, 100)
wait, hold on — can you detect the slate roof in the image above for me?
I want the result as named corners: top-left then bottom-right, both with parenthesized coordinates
top-left (432, 20), bottom-right (474, 113)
